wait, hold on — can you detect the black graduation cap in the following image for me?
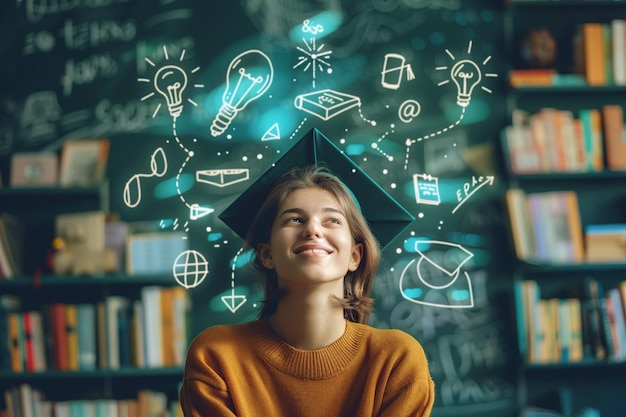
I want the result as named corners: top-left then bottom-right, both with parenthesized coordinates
top-left (218, 128), bottom-right (415, 249)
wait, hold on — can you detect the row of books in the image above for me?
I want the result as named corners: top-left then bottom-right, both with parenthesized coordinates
top-left (0, 208), bottom-right (191, 279)
top-left (0, 286), bottom-right (191, 373)
top-left (505, 189), bottom-right (585, 264)
top-left (501, 105), bottom-right (626, 175)
top-left (506, 188), bottom-right (626, 264)
top-left (515, 278), bottom-right (626, 364)
top-left (509, 20), bottom-right (626, 87)
top-left (2, 384), bottom-right (181, 417)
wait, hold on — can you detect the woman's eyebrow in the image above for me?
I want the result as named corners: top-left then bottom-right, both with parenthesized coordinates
top-left (279, 207), bottom-right (345, 216)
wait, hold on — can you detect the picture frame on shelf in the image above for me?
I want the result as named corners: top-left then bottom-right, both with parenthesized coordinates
top-left (10, 152), bottom-right (59, 187)
top-left (59, 138), bottom-right (110, 188)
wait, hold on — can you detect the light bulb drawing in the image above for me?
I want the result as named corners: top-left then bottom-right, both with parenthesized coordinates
top-left (154, 65), bottom-right (188, 118)
top-left (450, 59), bottom-right (481, 108)
top-left (436, 40), bottom-right (498, 108)
top-left (138, 46), bottom-right (202, 119)
top-left (211, 49), bottom-right (274, 137)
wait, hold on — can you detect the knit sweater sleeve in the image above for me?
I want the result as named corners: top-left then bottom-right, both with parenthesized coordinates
top-left (376, 329), bottom-right (436, 417)
top-left (178, 328), bottom-right (238, 417)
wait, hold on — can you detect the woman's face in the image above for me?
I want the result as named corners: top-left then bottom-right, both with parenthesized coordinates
top-left (258, 187), bottom-right (363, 291)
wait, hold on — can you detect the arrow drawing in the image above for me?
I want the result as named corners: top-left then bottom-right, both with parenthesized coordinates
top-left (221, 247), bottom-right (248, 313)
top-left (452, 176), bottom-right (494, 214)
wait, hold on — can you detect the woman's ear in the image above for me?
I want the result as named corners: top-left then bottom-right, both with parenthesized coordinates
top-left (348, 243), bottom-right (363, 272)
top-left (257, 243), bottom-right (274, 269)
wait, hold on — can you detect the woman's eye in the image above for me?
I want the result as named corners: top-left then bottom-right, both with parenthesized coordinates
top-left (287, 217), bottom-right (303, 223)
top-left (328, 217), bottom-right (342, 225)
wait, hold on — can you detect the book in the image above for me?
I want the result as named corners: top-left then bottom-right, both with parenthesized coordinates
top-left (65, 304), bottom-right (79, 371)
top-left (558, 299), bottom-right (571, 362)
top-left (582, 278), bottom-right (609, 359)
top-left (130, 299), bottom-right (145, 368)
top-left (561, 192), bottom-right (585, 263)
top-left (578, 108), bottom-right (604, 172)
top-left (105, 220), bottom-right (128, 273)
top-left (611, 19), bottom-right (626, 85)
top-left (601, 104), bottom-right (626, 170)
top-left (117, 299), bottom-right (132, 368)
top-left (172, 286), bottom-right (191, 366)
top-left (105, 296), bottom-right (130, 370)
top-left (126, 232), bottom-right (188, 275)
top-left (584, 223), bottom-right (626, 262)
top-left (526, 191), bottom-right (584, 263)
top-left (21, 312), bottom-right (34, 372)
top-left (48, 303), bottom-right (69, 371)
top-left (505, 188), bottom-right (536, 260)
top-left (293, 89), bottom-right (361, 121)
top-left (610, 285), bottom-right (626, 360)
top-left (501, 109), bottom-right (542, 174)
top-left (0, 295), bottom-right (20, 370)
top-left (0, 212), bottom-right (25, 279)
top-left (568, 298), bottom-right (584, 362)
top-left (602, 23), bottom-right (614, 85)
top-left (523, 280), bottom-right (541, 363)
top-left (29, 311), bottom-right (47, 372)
top-left (527, 193), bottom-right (549, 261)
top-left (0, 236), bottom-right (13, 279)
top-left (160, 287), bottom-right (176, 367)
top-left (96, 301), bottom-right (107, 369)
top-left (76, 303), bottom-right (97, 370)
top-left (573, 23), bottom-right (606, 86)
top-left (141, 286), bottom-right (163, 368)
top-left (58, 138), bottom-right (110, 188)
top-left (509, 68), bottom-right (556, 87)
top-left (7, 312), bottom-right (24, 372)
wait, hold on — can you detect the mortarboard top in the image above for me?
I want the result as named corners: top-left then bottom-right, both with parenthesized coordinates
top-left (218, 128), bottom-right (415, 250)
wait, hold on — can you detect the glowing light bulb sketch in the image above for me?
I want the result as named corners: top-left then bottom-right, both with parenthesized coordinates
top-left (123, 147), bottom-right (168, 208)
top-left (450, 60), bottom-right (481, 108)
top-left (211, 49), bottom-right (274, 137)
top-left (436, 40), bottom-right (498, 108)
top-left (172, 249), bottom-right (209, 289)
top-left (399, 240), bottom-right (475, 309)
top-left (138, 46), bottom-right (202, 119)
top-left (293, 36), bottom-right (333, 88)
top-left (154, 65), bottom-right (188, 118)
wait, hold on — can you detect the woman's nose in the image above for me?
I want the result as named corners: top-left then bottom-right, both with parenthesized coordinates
top-left (303, 220), bottom-right (322, 238)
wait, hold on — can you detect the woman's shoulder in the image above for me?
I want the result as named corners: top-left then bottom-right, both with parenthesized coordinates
top-left (352, 322), bottom-right (427, 354)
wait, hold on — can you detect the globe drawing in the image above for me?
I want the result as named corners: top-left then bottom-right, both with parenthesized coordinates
top-left (173, 250), bottom-right (209, 289)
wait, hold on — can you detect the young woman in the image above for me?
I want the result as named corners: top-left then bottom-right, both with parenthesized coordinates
top-left (180, 165), bottom-right (434, 417)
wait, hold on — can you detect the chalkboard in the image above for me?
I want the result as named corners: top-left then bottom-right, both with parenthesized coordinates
top-left (0, 1), bottom-right (516, 415)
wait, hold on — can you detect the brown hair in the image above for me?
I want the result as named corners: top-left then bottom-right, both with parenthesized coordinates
top-left (245, 165), bottom-right (381, 323)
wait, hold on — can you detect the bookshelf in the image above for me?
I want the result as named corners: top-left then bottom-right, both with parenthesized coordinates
top-left (504, 1), bottom-right (626, 417)
top-left (0, 186), bottom-right (188, 416)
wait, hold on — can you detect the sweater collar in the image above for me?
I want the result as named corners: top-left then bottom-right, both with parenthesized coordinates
top-left (252, 318), bottom-right (366, 380)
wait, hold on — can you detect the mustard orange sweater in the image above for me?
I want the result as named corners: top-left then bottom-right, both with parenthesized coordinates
top-left (180, 318), bottom-right (434, 417)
